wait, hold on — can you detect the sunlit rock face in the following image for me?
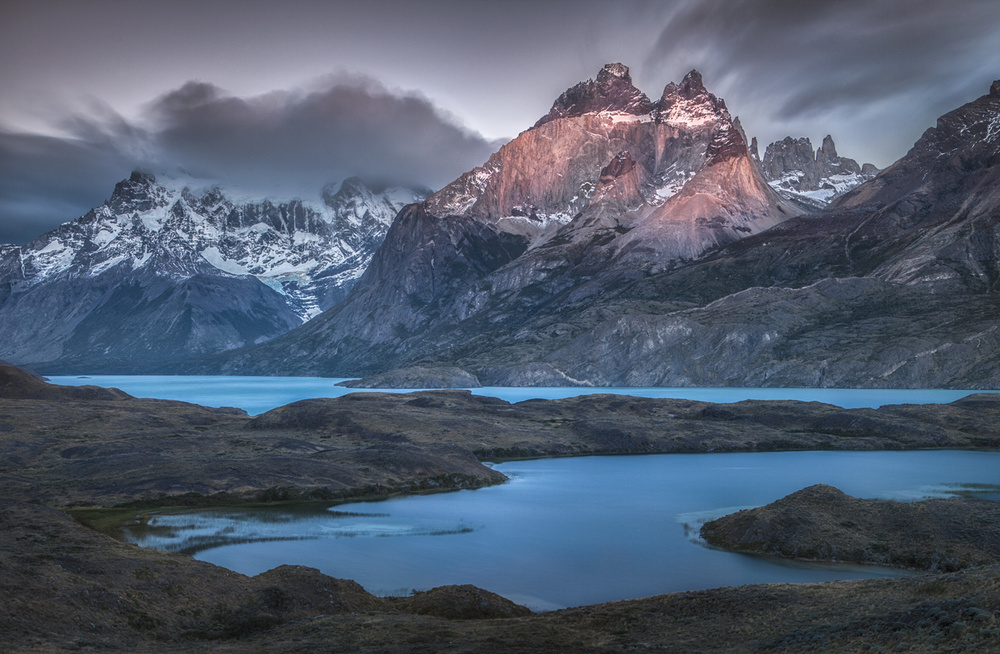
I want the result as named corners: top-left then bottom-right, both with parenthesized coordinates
top-left (221, 64), bottom-right (800, 377)
top-left (426, 64), bottom-right (795, 256)
top-left (551, 79), bottom-right (1000, 388)
top-left (0, 173), bottom-right (426, 372)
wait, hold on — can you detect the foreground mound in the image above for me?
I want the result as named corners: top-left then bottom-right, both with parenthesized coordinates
top-left (0, 500), bottom-right (532, 651)
top-left (702, 484), bottom-right (1000, 571)
top-left (0, 362), bottom-right (130, 400)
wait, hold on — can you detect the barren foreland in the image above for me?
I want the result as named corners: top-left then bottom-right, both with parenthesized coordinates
top-left (3, 362), bottom-right (1000, 652)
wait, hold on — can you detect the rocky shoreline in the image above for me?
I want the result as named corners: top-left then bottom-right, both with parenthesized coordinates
top-left (3, 363), bottom-right (1000, 651)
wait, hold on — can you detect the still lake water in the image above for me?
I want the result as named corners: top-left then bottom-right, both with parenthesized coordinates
top-left (52, 376), bottom-right (999, 608)
top-left (47, 374), bottom-right (995, 415)
top-left (125, 451), bottom-right (1000, 611)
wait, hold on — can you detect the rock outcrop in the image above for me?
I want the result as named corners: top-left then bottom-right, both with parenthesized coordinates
top-left (760, 135), bottom-right (879, 206)
top-left (702, 484), bottom-right (1000, 571)
top-left (0, 362), bottom-right (129, 400)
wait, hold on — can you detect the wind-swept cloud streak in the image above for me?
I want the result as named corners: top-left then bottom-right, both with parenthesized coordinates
top-left (644, 0), bottom-right (1000, 165)
top-left (0, 76), bottom-right (500, 244)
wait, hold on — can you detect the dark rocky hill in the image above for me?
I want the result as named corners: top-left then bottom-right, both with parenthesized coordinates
top-left (703, 484), bottom-right (1000, 571)
top-left (0, 362), bottom-right (129, 400)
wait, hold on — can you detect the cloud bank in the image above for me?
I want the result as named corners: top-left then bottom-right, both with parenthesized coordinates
top-left (0, 76), bottom-right (499, 244)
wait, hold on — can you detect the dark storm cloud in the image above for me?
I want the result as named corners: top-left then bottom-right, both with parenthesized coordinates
top-left (0, 77), bottom-right (499, 244)
top-left (145, 76), bottom-right (500, 194)
top-left (645, 0), bottom-right (1000, 164)
top-left (0, 131), bottom-right (132, 245)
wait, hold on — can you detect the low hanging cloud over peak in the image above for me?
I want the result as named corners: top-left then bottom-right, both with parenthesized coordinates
top-left (0, 75), bottom-right (501, 244)
top-left (146, 75), bottom-right (501, 193)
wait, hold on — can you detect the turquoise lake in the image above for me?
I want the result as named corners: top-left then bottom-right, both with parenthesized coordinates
top-left (47, 374), bottom-right (995, 415)
top-left (124, 450), bottom-right (1000, 611)
top-left (54, 376), bottom-right (999, 609)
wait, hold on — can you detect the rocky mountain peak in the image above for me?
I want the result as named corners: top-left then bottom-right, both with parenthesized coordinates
top-left (657, 69), bottom-right (729, 128)
top-left (991, 80), bottom-right (1000, 98)
top-left (192, 186), bottom-right (226, 206)
top-left (426, 65), bottom-right (770, 230)
top-left (596, 62), bottom-right (632, 84)
top-left (109, 170), bottom-right (167, 215)
top-left (659, 69), bottom-right (707, 104)
top-left (817, 134), bottom-right (838, 160)
top-left (760, 135), bottom-right (876, 206)
top-left (760, 137), bottom-right (815, 183)
top-left (678, 69), bottom-right (706, 97)
top-left (534, 63), bottom-right (653, 127)
top-left (323, 177), bottom-right (369, 208)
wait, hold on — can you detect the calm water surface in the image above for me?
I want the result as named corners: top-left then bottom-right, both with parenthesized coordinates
top-left (125, 451), bottom-right (1000, 611)
top-left (47, 374), bottom-right (995, 415)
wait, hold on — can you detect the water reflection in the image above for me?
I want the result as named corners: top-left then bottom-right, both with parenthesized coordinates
top-left (127, 505), bottom-right (478, 556)
top-left (48, 374), bottom-right (996, 415)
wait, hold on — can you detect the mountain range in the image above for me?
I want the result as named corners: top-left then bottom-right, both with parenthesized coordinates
top-left (204, 64), bottom-right (1000, 389)
top-left (0, 174), bottom-right (425, 372)
top-left (5, 65), bottom-right (998, 388)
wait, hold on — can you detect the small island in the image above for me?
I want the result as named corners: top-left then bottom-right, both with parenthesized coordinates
top-left (702, 484), bottom-right (1000, 572)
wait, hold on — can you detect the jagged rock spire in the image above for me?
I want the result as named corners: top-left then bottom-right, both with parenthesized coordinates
top-left (816, 135), bottom-right (838, 163)
top-left (596, 62), bottom-right (632, 84)
top-left (534, 63), bottom-right (653, 127)
top-left (109, 170), bottom-right (163, 215)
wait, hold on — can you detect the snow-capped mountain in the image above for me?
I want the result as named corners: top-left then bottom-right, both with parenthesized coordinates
top-left (220, 64), bottom-right (800, 378)
top-left (756, 135), bottom-right (879, 208)
top-left (0, 172), bottom-right (426, 372)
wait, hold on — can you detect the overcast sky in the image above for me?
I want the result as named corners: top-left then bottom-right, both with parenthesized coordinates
top-left (2, 0), bottom-right (999, 244)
